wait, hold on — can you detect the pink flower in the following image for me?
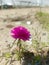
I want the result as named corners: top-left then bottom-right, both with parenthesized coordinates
top-left (11, 26), bottom-right (31, 41)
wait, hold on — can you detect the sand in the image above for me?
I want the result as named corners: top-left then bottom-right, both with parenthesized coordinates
top-left (0, 7), bottom-right (49, 65)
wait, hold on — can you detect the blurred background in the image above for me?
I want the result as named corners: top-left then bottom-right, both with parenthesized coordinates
top-left (0, 0), bottom-right (49, 9)
top-left (0, 0), bottom-right (49, 65)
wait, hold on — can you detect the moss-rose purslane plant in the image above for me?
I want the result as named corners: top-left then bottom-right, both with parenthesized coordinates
top-left (10, 26), bottom-right (31, 62)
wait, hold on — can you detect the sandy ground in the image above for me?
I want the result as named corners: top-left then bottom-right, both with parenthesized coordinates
top-left (0, 8), bottom-right (49, 65)
top-left (0, 7), bottom-right (49, 17)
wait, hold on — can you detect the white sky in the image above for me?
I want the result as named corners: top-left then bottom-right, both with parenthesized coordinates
top-left (0, 0), bottom-right (49, 5)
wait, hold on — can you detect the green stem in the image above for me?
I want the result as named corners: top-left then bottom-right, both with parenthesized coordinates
top-left (18, 39), bottom-right (21, 63)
